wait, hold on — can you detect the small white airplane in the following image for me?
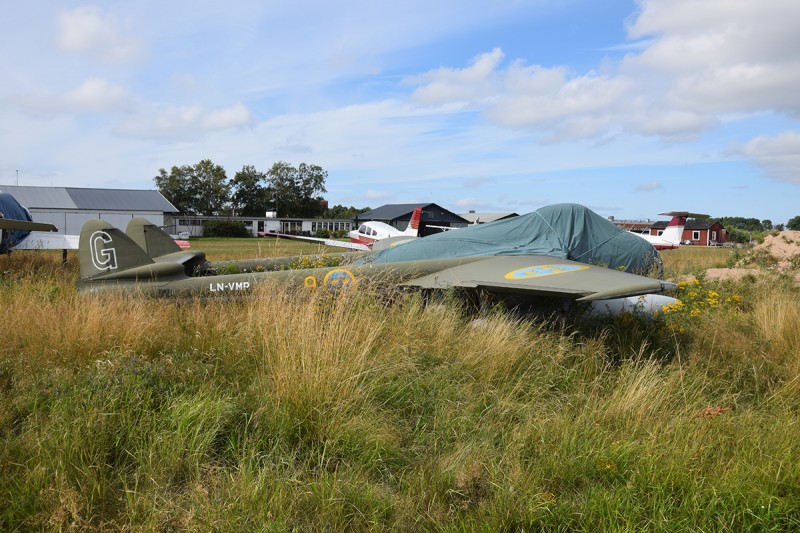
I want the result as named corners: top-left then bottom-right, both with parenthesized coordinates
top-left (167, 231), bottom-right (192, 249)
top-left (0, 192), bottom-right (79, 254)
top-left (633, 211), bottom-right (709, 250)
top-left (349, 207), bottom-right (423, 248)
top-left (261, 207), bottom-right (424, 251)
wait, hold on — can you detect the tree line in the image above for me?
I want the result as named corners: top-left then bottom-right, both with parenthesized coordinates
top-left (702, 216), bottom-right (800, 244)
top-left (715, 216), bottom-right (800, 232)
top-left (154, 160), bottom-right (369, 219)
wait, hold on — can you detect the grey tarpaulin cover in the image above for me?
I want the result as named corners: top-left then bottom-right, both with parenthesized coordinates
top-left (363, 203), bottom-right (662, 275)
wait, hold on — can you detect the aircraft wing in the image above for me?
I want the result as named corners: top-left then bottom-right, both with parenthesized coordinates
top-left (12, 232), bottom-right (79, 250)
top-left (401, 255), bottom-right (673, 301)
top-left (0, 219), bottom-right (57, 232)
top-left (260, 232), bottom-right (371, 251)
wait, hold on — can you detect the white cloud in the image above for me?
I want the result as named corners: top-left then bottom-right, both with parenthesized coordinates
top-left (115, 103), bottom-right (253, 139)
top-left (63, 78), bottom-right (133, 112)
top-left (623, 0), bottom-right (800, 117)
top-left (56, 7), bottom-right (142, 63)
top-left (407, 54), bottom-right (641, 142)
top-left (9, 78), bottom-right (133, 116)
top-left (633, 110), bottom-right (715, 140)
top-left (202, 103), bottom-right (252, 130)
top-left (409, 48), bottom-right (504, 105)
top-left (491, 66), bottom-right (632, 128)
top-left (739, 131), bottom-right (800, 184)
top-left (403, 0), bottom-right (800, 142)
top-left (635, 180), bottom-right (663, 192)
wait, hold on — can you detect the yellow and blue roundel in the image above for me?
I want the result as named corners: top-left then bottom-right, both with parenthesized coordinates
top-left (504, 264), bottom-right (589, 280)
top-left (323, 268), bottom-right (356, 290)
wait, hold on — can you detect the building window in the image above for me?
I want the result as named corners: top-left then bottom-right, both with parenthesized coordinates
top-left (692, 231), bottom-right (700, 240)
top-left (282, 221), bottom-right (302, 233)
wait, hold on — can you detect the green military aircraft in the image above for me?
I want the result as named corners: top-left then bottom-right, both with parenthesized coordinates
top-left (78, 218), bottom-right (678, 316)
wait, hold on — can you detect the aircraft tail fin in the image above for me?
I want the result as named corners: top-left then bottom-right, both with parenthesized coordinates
top-left (403, 208), bottom-right (423, 236)
top-left (126, 218), bottom-right (182, 257)
top-left (79, 219), bottom-right (156, 280)
top-left (657, 211), bottom-right (709, 246)
top-left (125, 217), bottom-right (207, 274)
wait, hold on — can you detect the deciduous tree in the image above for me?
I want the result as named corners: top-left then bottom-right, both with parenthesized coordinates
top-left (230, 165), bottom-right (269, 216)
top-left (191, 159), bottom-right (230, 215)
top-left (154, 160), bottom-right (230, 215)
top-left (266, 162), bottom-right (328, 217)
top-left (324, 205), bottom-right (371, 219)
top-left (154, 165), bottom-right (194, 214)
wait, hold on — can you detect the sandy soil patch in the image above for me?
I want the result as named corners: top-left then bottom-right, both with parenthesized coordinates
top-left (701, 231), bottom-right (800, 283)
top-left (751, 230), bottom-right (800, 270)
top-left (704, 268), bottom-right (762, 282)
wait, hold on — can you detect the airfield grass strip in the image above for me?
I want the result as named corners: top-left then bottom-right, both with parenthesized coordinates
top-left (1, 249), bottom-right (799, 529)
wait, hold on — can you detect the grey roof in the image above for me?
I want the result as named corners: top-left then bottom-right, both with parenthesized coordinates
top-left (359, 203), bottom-right (432, 221)
top-left (359, 203), bottom-right (469, 224)
top-left (0, 185), bottom-right (178, 212)
top-left (651, 219), bottom-right (720, 230)
top-left (0, 186), bottom-right (76, 209)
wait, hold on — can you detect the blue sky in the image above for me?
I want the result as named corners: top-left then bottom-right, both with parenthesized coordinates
top-left (2, 0), bottom-right (799, 224)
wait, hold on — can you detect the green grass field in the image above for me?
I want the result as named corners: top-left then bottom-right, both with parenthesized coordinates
top-left (188, 236), bottom-right (342, 259)
top-left (1, 242), bottom-right (799, 531)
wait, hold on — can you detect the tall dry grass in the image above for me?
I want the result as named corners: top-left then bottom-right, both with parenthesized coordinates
top-left (660, 246), bottom-right (734, 276)
top-left (752, 288), bottom-right (800, 364)
top-left (1, 247), bottom-right (800, 530)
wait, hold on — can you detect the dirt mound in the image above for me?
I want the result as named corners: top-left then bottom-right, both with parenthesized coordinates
top-left (706, 231), bottom-right (800, 283)
top-left (751, 230), bottom-right (800, 270)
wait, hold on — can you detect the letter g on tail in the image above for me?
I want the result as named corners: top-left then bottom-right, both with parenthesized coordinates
top-left (89, 231), bottom-right (118, 271)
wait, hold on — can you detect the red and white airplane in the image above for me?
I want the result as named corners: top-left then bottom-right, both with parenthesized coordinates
top-left (261, 207), bottom-right (424, 251)
top-left (349, 207), bottom-right (422, 248)
top-left (633, 211), bottom-right (709, 250)
top-left (168, 231), bottom-right (192, 249)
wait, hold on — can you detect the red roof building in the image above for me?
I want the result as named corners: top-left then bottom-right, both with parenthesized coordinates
top-left (649, 219), bottom-right (726, 246)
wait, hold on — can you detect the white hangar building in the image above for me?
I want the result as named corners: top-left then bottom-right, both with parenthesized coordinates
top-left (0, 185), bottom-right (179, 234)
